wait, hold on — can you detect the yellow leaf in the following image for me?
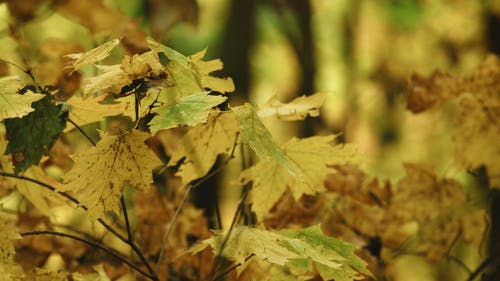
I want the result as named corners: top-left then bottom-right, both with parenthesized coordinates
top-left (82, 64), bottom-right (127, 97)
top-left (190, 48), bottom-right (235, 93)
top-left (65, 94), bottom-right (127, 131)
top-left (167, 112), bottom-right (238, 185)
top-left (257, 92), bottom-right (327, 121)
top-left (65, 38), bottom-right (120, 72)
top-left (0, 76), bottom-right (45, 121)
top-left (59, 130), bottom-right (162, 219)
top-left (240, 135), bottom-right (359, 220)
top-left (0, 216), bottom-right (21, 265)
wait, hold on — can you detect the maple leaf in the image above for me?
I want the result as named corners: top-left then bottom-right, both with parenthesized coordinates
top-left (190, 48), bottom-right (235, 93)
top-left (83, 64), bottom-right (127, 97)
top-left (166, 111), bottom-right (239, 184)
top-left (380, 163), bottom-right (487, 261)
top-left (149, 92), bottom-right (227, 133)
top-left (65, 93), bottom-right (127, 131)
top-left (0, 217), bottom-right (21, 265)
top-left (0, 76), bottom-right (45, 121)
top-left (5, 95), bottom-right (67, 173)
top-left (65, 38), bottom-right (120, 73)
top-left (453, 55), bottom-right (500, 187)
top-left (191, 225), bottom-right (370, 281)
top-left (257, 92), bottom-right (327, 121)
top-left (406, 55), bottom-right (500, 187)
top-left (59, 129), bottom-right (162, 219)
top-left (406, 71), bottom-right (463, 113)
top-left (239, 135), bottom-right (359, 220)
top-left (149, 38), bottom-right (234, 96)
top-left (232, 103), bottom-right (298, 176)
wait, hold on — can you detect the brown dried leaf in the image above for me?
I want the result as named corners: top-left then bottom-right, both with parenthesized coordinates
top-left (56, 0), bottom-right (148, 53)
top-left (406, 71), bottom-right (463, 113)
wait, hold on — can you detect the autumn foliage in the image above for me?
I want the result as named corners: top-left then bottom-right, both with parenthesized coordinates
top-left (0, 1), bottom-right (498, 281)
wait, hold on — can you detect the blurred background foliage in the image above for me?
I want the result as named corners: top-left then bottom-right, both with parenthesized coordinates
top-left (0, 0), bottom-right (498, 280)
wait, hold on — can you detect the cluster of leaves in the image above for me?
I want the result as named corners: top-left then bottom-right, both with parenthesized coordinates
top-left (407, 54), bottom-right (500, 188)
top-left (0, 1), bottom-right (497, 281)
top-left (0, 34), bottom-right (369, 280)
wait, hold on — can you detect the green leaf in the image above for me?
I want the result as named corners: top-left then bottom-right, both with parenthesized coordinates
top-left (149, 92), bottom-right (227, 133)
top-left (232, 103), bottom-right (299, 177)
top-left (190, 225), bottom-right (370, 281)
top-left (149, 38), bottom-right (234, 97)
top-left (0, 76), bottom-right (45, 121)
top-left (282, 226), bottom-right (371, 281)
top-left (5, 95), bottom-right (67, 173)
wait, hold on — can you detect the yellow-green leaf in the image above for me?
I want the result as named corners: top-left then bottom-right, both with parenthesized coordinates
top-left (0, 76), bottom-right (45, 121)
top-left (167, 111), bottom-right (238, 184)
top-left (257, 92), bottom-right (327, 121)
top-left (60, 130), bottom-right (162, 219)
top-left (149, 92), bottom-right (227, 134)
top-left (65, 94), bottom-right (127, 131)
top-left (190, 48), bottom-right (235, 93)
top-left (232, 103), bottom-right (299, 177)
top-left (191, 225), bottom-right (369, 281)
top-left (240, 135), bottom-right (359, 220)
top-left (65, 38), bottom-right (120, 72)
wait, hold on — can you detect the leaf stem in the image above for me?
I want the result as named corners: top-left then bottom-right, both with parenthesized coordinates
top-left (67, 118), bottom-right (97, 146)
top-left (21, 230), bottom-right (155, 280)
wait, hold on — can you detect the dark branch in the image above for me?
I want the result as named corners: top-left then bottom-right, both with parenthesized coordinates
top-left (0, 170), bottom-right (157, 280)
top-left (67, 118), bottom-right (97, 146)
top-left (21, 230), bottom-right (155, 280)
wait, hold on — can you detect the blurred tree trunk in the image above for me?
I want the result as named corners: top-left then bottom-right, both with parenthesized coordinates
top-left (219, 0), bottom-right (257, 101)
top-left (192, 0), bottom-right (257, 228)
top-left (483, 9), bottom-right (500, 281)
top-left (269, 0), bottom-right (318, 136)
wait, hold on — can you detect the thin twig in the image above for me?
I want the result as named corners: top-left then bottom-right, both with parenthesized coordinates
top-left (121, 196), bottom-right (133, 241)
top-left (156, 135), bottom-right (239, 272)
top-left (119, 195), bottom-right (158, 280)
top-left (155, 183), bottom-right (193, 272)
top-left (0, 170), bottom-right (157, 280)
top-left (467, 250), bottom-right (500, 281)
top-left (213, 254), bottom-right (254, 281)
top-left (209, 185), bottom-right (251, 281)
top-left (21, 230), bottom-right (155, 280)
top-left (68, 118), bottom-right (97, 146)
